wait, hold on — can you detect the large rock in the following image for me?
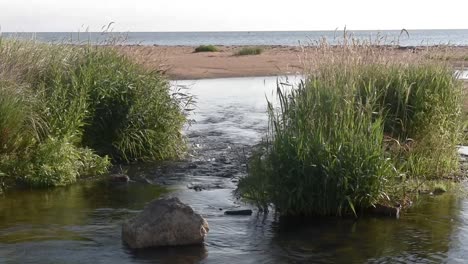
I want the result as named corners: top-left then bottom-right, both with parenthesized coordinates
top-left (122, 197), bottom-right (209, 248)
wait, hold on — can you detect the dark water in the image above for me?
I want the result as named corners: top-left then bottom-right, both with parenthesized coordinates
top-left (3, 29), bottom-right (468, 47)
top-left (1, 76), bottom-right (468, 263)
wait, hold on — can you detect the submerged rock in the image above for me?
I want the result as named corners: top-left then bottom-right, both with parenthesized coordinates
top-left (224, 209), bottom-right (253, 216)
top-left (188, 184), bottom-right (204, 191)
top-left (109, 173), bottom-right (130, 183)
top-left (368, 204), bottom-right (400, 219)
top-left (433, 187), bottom-right (447, 195)
top-left (122, 197), bottom-right (209, 249)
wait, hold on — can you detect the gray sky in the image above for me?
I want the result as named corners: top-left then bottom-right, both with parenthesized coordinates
top-left (1, 0), bottom-right (467, 32)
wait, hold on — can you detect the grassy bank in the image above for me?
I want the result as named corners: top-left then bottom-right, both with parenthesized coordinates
top-left (0, 39), bottom-right (189, 190)
top-left (238, 43), bottom-right (464, 216)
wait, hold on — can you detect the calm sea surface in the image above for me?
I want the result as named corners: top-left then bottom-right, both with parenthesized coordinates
top-left (2, 29), bottom-right (468, 46)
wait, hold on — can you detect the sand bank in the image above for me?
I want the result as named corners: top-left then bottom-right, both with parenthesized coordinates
top-left (117, 45), bottom-right (468, 80)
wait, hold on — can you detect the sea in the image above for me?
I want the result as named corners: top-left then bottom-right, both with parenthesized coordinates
top-left (2, 29), bottom-right (468, 46)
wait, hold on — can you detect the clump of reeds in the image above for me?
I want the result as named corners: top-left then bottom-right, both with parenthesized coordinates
top-left (0, 37), bottom-right (190, 188)
top-left (238, 37), bottom-right (463, 217)
top-left (194, 45), bottom-right (219, 52)
top-left (235, 47), bottom-right (263, 56)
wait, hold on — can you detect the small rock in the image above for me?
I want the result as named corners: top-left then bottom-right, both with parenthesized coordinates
top-left (224, 209), bottom-right (253, 216)
top-left (369, 204), bottom-right (400, 219)
top-left (433, 187), bottom-right (447, 195)
top-left (109, 174), bottom-right (130, 183)
top-left (122, 197), bottom-right (209, 248)
top-left (188, 184), bottom-right (204, 191)
top-left (187, 164), bottom-right (198, 169)
top-left (218, 157), bottom-right (232, 164)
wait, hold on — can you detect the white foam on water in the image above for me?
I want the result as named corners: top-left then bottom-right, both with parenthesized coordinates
top-left (459, 146), bottom-right (468, 156)
top-left (455, 70), bottom-right (468, 80)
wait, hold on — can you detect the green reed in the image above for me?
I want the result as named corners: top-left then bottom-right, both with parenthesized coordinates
top-left (0, 38), bottom-right (189, 188)
top-left (239, 54), bottom-right (463, 216)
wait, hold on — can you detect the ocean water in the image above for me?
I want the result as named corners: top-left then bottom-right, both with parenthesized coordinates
top-left (2, 29), bottom-right (468, 46)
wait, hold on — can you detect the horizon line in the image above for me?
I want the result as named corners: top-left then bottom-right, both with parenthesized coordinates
top-left (2, 28), bottom-right (468, 34)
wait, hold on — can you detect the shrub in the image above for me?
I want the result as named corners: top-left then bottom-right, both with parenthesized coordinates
top-left (0, 38), bottom-right (189, 188)
top-left (77, 48), bottom-right (187, 161)
top-left (235, 47), bottom-right (263, 56)
top-left (240, 79), bottom-right (395, 216)
top-left (194, 45), bottom-right (219, 52)
top-left (239, 58), bottom-right (463, 217)
top-left (341, 64), bottom-right (462, 179)
top-left (16, 137), bottom-right (110, 187)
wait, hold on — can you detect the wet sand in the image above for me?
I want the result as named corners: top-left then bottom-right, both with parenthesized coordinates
top-left (116, 45), bottom-right (468, 80)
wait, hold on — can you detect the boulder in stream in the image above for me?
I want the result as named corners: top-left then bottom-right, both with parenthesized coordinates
top-left (122, 197), bottom-right (209, 248)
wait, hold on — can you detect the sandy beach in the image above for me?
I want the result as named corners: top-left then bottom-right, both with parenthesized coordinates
top-left (117, 45), bottom-right (468, 80)
top-left (117, 45), bottom-right (304, 79)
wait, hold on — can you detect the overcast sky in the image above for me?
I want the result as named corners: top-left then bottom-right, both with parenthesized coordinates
top-left (1, 0), bottom-right (467, 32)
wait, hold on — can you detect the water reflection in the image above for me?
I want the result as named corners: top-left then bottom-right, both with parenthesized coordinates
top-left (269, 194), bottom-right (456, 263)
top-left (0, 179), bottom-right (166, 228)
top-left (129, 245), bottom-right (208, 264)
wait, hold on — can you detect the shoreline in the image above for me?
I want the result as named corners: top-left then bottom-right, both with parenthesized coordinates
top-left (116, 45), bottom-right (468, 80)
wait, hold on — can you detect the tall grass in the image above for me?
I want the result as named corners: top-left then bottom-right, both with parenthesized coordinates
top-left (239, 41), bottom-right (463, 217)
top-left (0, 38), bottom-right (189, 188)
top-left (0, 82), bottom-right (39, 155)
top-left (76, 48), bottom-right (187, 161)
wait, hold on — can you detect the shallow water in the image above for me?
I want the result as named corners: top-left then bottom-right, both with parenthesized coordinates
top-left (1, 76), bottom-right (468, 263)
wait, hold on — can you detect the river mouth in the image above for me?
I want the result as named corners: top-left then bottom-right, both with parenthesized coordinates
top-left (1, 76), bottom-right (468, 263)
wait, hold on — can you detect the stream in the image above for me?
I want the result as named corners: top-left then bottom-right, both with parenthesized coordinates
top-left (1, 76), bottom-right (468, 263)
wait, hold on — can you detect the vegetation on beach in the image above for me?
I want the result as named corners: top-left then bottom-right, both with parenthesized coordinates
top-left (238, 42), bottom-right (464, 217)
top-left (194, 45), bottom-right (219, 52)
top-left (0, 38), bottom-right (189, 189)
top-left (235, 47), bottom-right (263, 56)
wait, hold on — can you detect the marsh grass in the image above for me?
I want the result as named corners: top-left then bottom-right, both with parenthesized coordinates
top-left (0, 37), bottom-right (189, 188)
top-left (194, 45), bottom-right (219, 52)
top-left (235, 47), bottom-right (263, 56)
top-left (0, 83), bottom-right (39, 155)
top-left (239, 39), bottom-right (464, 217)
